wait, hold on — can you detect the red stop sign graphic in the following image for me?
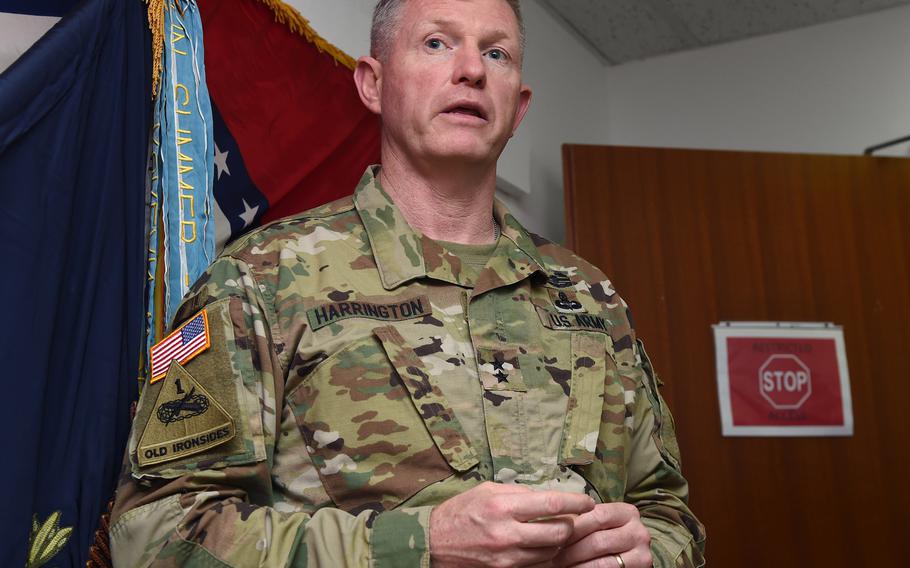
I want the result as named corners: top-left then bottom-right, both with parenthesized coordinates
top-left (758, 354), bottom-right (812, 409)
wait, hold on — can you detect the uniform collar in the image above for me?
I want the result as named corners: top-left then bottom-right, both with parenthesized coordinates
top-left (353, 165), bottom-right (548, 292)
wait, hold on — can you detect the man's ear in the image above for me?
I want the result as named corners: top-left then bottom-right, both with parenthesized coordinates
top-left (510, 84), bottom-right (532, 135)
top-left (354, 56), bottom-right (383, 115)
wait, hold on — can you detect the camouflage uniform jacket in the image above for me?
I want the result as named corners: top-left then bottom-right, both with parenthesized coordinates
top-left (111, 166), bottom-right (705, 568)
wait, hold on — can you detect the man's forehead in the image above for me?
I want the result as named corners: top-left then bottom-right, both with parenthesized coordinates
top-left (401, 0), bottom-right (521, 41)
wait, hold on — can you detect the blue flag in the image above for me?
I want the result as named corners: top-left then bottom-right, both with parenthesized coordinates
top-left (0, 0), bottom-right (150, 565)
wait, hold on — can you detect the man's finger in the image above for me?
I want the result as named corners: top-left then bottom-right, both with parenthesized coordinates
top-left (570, 554), bottom-right (626, 568)
top-left (567, 503), bottom-right (638, 545)
top-left (507, 491), bottom-right (595, 522)
top-left (508, 545), bottom-right (565, 568)
top-left (555, 526), bottom-right (637, 567)
top-left (513, 516), bottom-right (575, 548)
top-left (569, 547), bottom-right (650, 568)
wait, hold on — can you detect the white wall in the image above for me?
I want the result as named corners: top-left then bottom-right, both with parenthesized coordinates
top-left (292, 1), bottom-right (373, 57)
top-left (505, 0), bottom-right (609, 243)
top-left (602, 4), bottom-right (910, 157)
top-left (292, 0), bottom-right (611, 243)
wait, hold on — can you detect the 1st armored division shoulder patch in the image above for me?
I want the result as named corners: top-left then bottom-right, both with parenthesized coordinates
top-left (137, 361), bottom-right (235, 467)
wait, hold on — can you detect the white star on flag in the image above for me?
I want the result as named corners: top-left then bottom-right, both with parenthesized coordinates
top-left (214, 142), bottom-right (230, 179)
top-left (239, 199), bottom-right (259, 229)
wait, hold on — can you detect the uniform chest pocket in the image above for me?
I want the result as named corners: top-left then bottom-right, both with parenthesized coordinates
top-left (286, 325), bottom-right (477, 516)
top-left (558, 332), bottom-right (631, 502)
top-left (559, 332), bottom-right (611, 465)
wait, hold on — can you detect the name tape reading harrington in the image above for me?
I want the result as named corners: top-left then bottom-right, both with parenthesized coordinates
top-left (306, 295), bottom-right (432, 331)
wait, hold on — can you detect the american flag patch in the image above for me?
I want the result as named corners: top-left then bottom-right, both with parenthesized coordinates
top-left (149, 310), bottom-right (211, 384)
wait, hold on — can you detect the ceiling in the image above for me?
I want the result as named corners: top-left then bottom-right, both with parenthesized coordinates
top-left (539, 0), bottom-right (910, 65)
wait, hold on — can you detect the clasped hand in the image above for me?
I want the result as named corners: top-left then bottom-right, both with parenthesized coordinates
top-left (429, 482), bottom-right (652, 567)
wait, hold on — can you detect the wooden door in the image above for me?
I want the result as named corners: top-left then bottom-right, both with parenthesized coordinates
top-left (563, 144), bottom-right (910, 567)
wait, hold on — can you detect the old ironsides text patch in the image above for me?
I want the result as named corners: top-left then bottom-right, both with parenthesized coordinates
top-left (137, 362), bottom-right (235, 467)
top-left (306, 294), bottom-right (432, 331)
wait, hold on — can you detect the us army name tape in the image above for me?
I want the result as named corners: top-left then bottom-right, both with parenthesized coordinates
top-left (536, 306), bottom-right (611, 333)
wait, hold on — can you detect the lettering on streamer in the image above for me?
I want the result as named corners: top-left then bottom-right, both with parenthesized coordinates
top-left (172, 22), bottom-right (196, 243)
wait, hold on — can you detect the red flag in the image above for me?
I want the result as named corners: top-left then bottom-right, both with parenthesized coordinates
top-left (199, 0), bottom-right (381, 244)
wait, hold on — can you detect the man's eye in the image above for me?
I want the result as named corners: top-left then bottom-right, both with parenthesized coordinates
top-left (426, 38), bottom-right (444, 50)
top-left (485, 48), bottom-right (507, 61)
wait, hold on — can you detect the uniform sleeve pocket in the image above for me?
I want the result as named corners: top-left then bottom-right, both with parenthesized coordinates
top-left (129, 298), bottom-right (267, 479)
top-left (636, 339), bottom-right (683, 471)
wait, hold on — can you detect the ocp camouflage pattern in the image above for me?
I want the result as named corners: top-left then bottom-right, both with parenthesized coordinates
top-left (111, 166), bottom-right (706, 567)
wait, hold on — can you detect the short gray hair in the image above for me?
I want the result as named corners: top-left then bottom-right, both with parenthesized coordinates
top-left (370, 0), bottom-right (525, 62)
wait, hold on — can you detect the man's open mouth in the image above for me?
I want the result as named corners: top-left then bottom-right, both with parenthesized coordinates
top-left (443, 104), bottom-right (487, 120)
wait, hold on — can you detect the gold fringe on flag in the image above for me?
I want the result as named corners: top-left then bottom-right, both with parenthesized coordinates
top-left (85, 499), bottom-right (114, 568)
top-left (146, 0), bottom-right (165, 99)
top-left (255, 0), bottom-right (357, 70)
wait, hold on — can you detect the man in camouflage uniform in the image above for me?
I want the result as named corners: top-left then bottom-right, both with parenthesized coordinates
top-left (111, 0), bottom-right (705, 566)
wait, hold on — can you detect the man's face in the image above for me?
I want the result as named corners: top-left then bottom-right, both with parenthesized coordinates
top-left (375, 0), bottom-right (531, 167)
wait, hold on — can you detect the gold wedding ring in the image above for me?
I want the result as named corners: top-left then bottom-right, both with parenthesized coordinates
top-left (614, 554), bottom-right (626, 568)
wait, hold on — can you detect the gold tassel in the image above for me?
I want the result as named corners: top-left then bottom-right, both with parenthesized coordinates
top-left (146, 0), bottom-right (165, 99)
top-left (255, 0), bottom-right (357, 70)
top-left (84, 499), bottom-right (114, 568)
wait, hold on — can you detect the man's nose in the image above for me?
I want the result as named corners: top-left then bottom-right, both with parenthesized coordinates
top-left (452, 45), bottom-right (486, 87)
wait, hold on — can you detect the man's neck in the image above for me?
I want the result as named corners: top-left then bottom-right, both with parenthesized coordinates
top-left (378, 152), bottom-right (499, 245)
